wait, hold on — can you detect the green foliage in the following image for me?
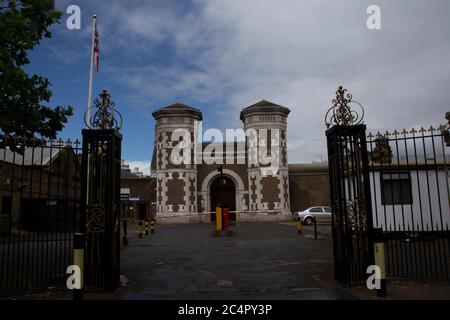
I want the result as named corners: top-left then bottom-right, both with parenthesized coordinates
top-left (0, 0), bottom-right (73, 140)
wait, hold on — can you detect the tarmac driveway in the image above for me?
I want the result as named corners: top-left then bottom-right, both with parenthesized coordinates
top-left (116, 222), bottom-right (356, 299)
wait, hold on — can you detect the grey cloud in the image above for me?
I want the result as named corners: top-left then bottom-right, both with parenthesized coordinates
top-left (80, 0), bottom-right (450, 163)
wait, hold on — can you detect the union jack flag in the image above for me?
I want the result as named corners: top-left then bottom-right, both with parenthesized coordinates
top-left (93, 24), bottom-right (99, 72)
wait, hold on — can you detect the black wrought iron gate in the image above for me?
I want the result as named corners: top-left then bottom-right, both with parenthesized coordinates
top-left (0, 90), bottom-right (122, 295)
top-left (81, 90), bottom-right (122, 292)
top-left (80, 129), bottom-right (121, 292)
top-left (0, 136), bottom-right (82, 294)
top-left (325, 87), bottom-right (375, 287)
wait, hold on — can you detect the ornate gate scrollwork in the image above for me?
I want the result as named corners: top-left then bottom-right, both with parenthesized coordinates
top-left (86, 205), bottom-right (106, 233)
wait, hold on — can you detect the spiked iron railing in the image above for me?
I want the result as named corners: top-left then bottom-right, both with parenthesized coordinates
top-left (366, 121), bottom-right (450, 279)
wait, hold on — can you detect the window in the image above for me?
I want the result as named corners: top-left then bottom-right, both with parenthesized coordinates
top-left (310, 207), bottom-right (323, 212)
top-left (380, 172), bottom-right (412, 205)
top-left (323, 207), bottom-right (332, 212)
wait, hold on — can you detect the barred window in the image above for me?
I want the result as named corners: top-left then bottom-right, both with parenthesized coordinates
top-left (380, 172), bottom-right (412, 205)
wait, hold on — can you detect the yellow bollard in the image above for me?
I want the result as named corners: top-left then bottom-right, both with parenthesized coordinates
top-left (145, 220), bottom-right (149, 236)
top-left (296, 218), bottom-right (302, 234)
top-left (73, 233), bottom-right (84, 300)
top-left (374, 228), bottom-right (387, 297)
top-left (150, 219), bottom-right (155, 234)
top-left (215, 207), bottom-right (222, 231)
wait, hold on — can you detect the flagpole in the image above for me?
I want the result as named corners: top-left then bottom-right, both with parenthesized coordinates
top-left (86, 15), bottom-right (97, 128)
top-left (85, 15), bottom-right (96, 238)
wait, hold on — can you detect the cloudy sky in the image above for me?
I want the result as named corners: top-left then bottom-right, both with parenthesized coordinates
top-left (27, 0), bottom-right (450, 174)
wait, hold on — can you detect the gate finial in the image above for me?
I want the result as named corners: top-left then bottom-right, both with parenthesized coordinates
top-left (85, 89), bottom-right (123, 130)
top-left (325, 86), bottom-right (364, 128)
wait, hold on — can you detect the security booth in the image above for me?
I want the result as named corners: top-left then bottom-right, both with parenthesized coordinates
top-left (137, 201), bottom-right (147, 220)
top-left (150, 202), bottom-right (157, 221)
top-left (120, 188), bottom-right (131, 220)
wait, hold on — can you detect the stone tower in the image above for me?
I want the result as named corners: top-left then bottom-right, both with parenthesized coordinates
top-left (240, 100), bottom-right (291, 218)
top-left (152, 103), bottom-right (202, 221)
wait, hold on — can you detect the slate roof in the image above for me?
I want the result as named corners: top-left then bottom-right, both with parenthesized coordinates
top-left (0, 147), bottom-right (67, 166)
top-left (152, 102), bottom-right (203, 120)
top-left (240, 99), bottom-right (290, 121)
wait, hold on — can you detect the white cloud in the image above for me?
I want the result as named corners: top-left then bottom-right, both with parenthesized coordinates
top-left (125, 160), bottom-right (151, 176)
top-left (60, 0), bottom-right (450, 163)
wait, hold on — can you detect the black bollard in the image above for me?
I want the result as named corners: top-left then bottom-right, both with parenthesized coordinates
top-left (122, 220), bottom-right (128, 246)
top-left (314, 217), bottom-right (318, 240)
top-left (138, 220), bottom-right (143, 238)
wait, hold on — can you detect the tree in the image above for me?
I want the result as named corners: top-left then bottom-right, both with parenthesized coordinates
top-left (0, 0), bottom-right (73, 140)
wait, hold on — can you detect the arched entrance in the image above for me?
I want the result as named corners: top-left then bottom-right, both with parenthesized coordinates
top-left (210, 175), bottom-right (236, 222)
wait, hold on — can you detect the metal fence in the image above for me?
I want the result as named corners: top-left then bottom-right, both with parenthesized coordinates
top-left (367, 126), bottom-right (450, 279)
top-left (0, 136), bottom-right (82, 293)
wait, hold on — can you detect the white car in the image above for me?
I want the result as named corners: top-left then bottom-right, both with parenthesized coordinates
top-left (297, 206), bottom-right (332, 225)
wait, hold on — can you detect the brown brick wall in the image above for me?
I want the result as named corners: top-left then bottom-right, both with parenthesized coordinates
top-left (120, 177), bottom-right (156, 219)
top-left (0, 153), bottom-right (81, 201)
top-left (261, 175), bottom-right (280, 210)
top-left (120, 178), bottom-right (155, 202)
top-left (166, 174), bottom-right (185, 212)
top-left (289, 173), bottom-right (330, 212)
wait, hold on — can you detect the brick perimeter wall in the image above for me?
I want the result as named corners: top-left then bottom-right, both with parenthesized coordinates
top-left (289, 171), bottom-right (330, 213)
top-left (120, 165), bottom-right (331, 220)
